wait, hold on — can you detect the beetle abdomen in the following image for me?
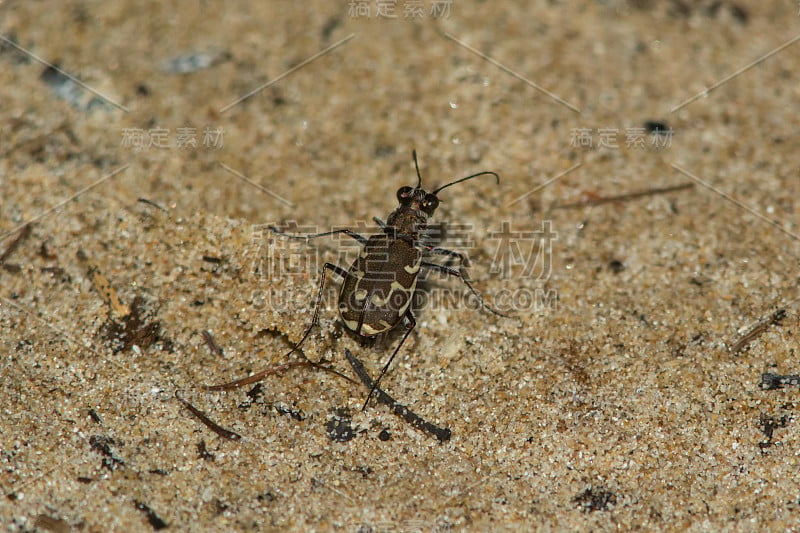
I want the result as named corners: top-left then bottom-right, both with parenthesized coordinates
top-left (339, 234), bottom-right (421, 336)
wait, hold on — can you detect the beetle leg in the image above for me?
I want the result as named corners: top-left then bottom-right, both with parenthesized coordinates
top-left (206, 262), bottom-right (351, 390)
top-left (283, 262), bottom-right (352, 359)
top-left (269, 225), bottom-right (368, 245)
top-left (422, 245), bottom-right (471, 272)
top-left (372, 216), bottom-right (387, 230)
top-left (421, 261), bottom-right (513, 318)
top-left (362, 310), bottom-right (416, 411)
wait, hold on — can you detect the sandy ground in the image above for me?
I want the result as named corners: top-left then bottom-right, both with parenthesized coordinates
top-left (2, 1), bottom-right (800, 531)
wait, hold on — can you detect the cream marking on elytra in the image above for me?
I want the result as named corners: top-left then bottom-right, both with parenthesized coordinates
top-left (370, 292), bottom-right (387, 307)
top-left (404, 263), bottom-right (421, 274)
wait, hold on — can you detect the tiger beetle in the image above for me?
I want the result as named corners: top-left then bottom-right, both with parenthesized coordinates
top-left (270, 151), bottom-right (510, 410)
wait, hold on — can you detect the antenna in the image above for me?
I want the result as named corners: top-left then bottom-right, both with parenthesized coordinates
top-left (412, 150), bottom-right (423, 189)
top-left (432, 170), bottom-right (500, 195)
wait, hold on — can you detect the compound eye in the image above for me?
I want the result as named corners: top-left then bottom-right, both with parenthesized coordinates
top-left (397, 186), bottom-right (414, 202)
top-left (421, 194), bottom-right (439, 212)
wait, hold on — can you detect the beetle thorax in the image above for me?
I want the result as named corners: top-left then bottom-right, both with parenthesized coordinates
top-left (386, 186), bottom-right (439, 236)
top-left (386, 205), bottom-right (429, 236)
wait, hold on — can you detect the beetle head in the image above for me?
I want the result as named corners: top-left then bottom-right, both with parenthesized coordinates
top-left (385, 150), bottom-right (499, 235)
